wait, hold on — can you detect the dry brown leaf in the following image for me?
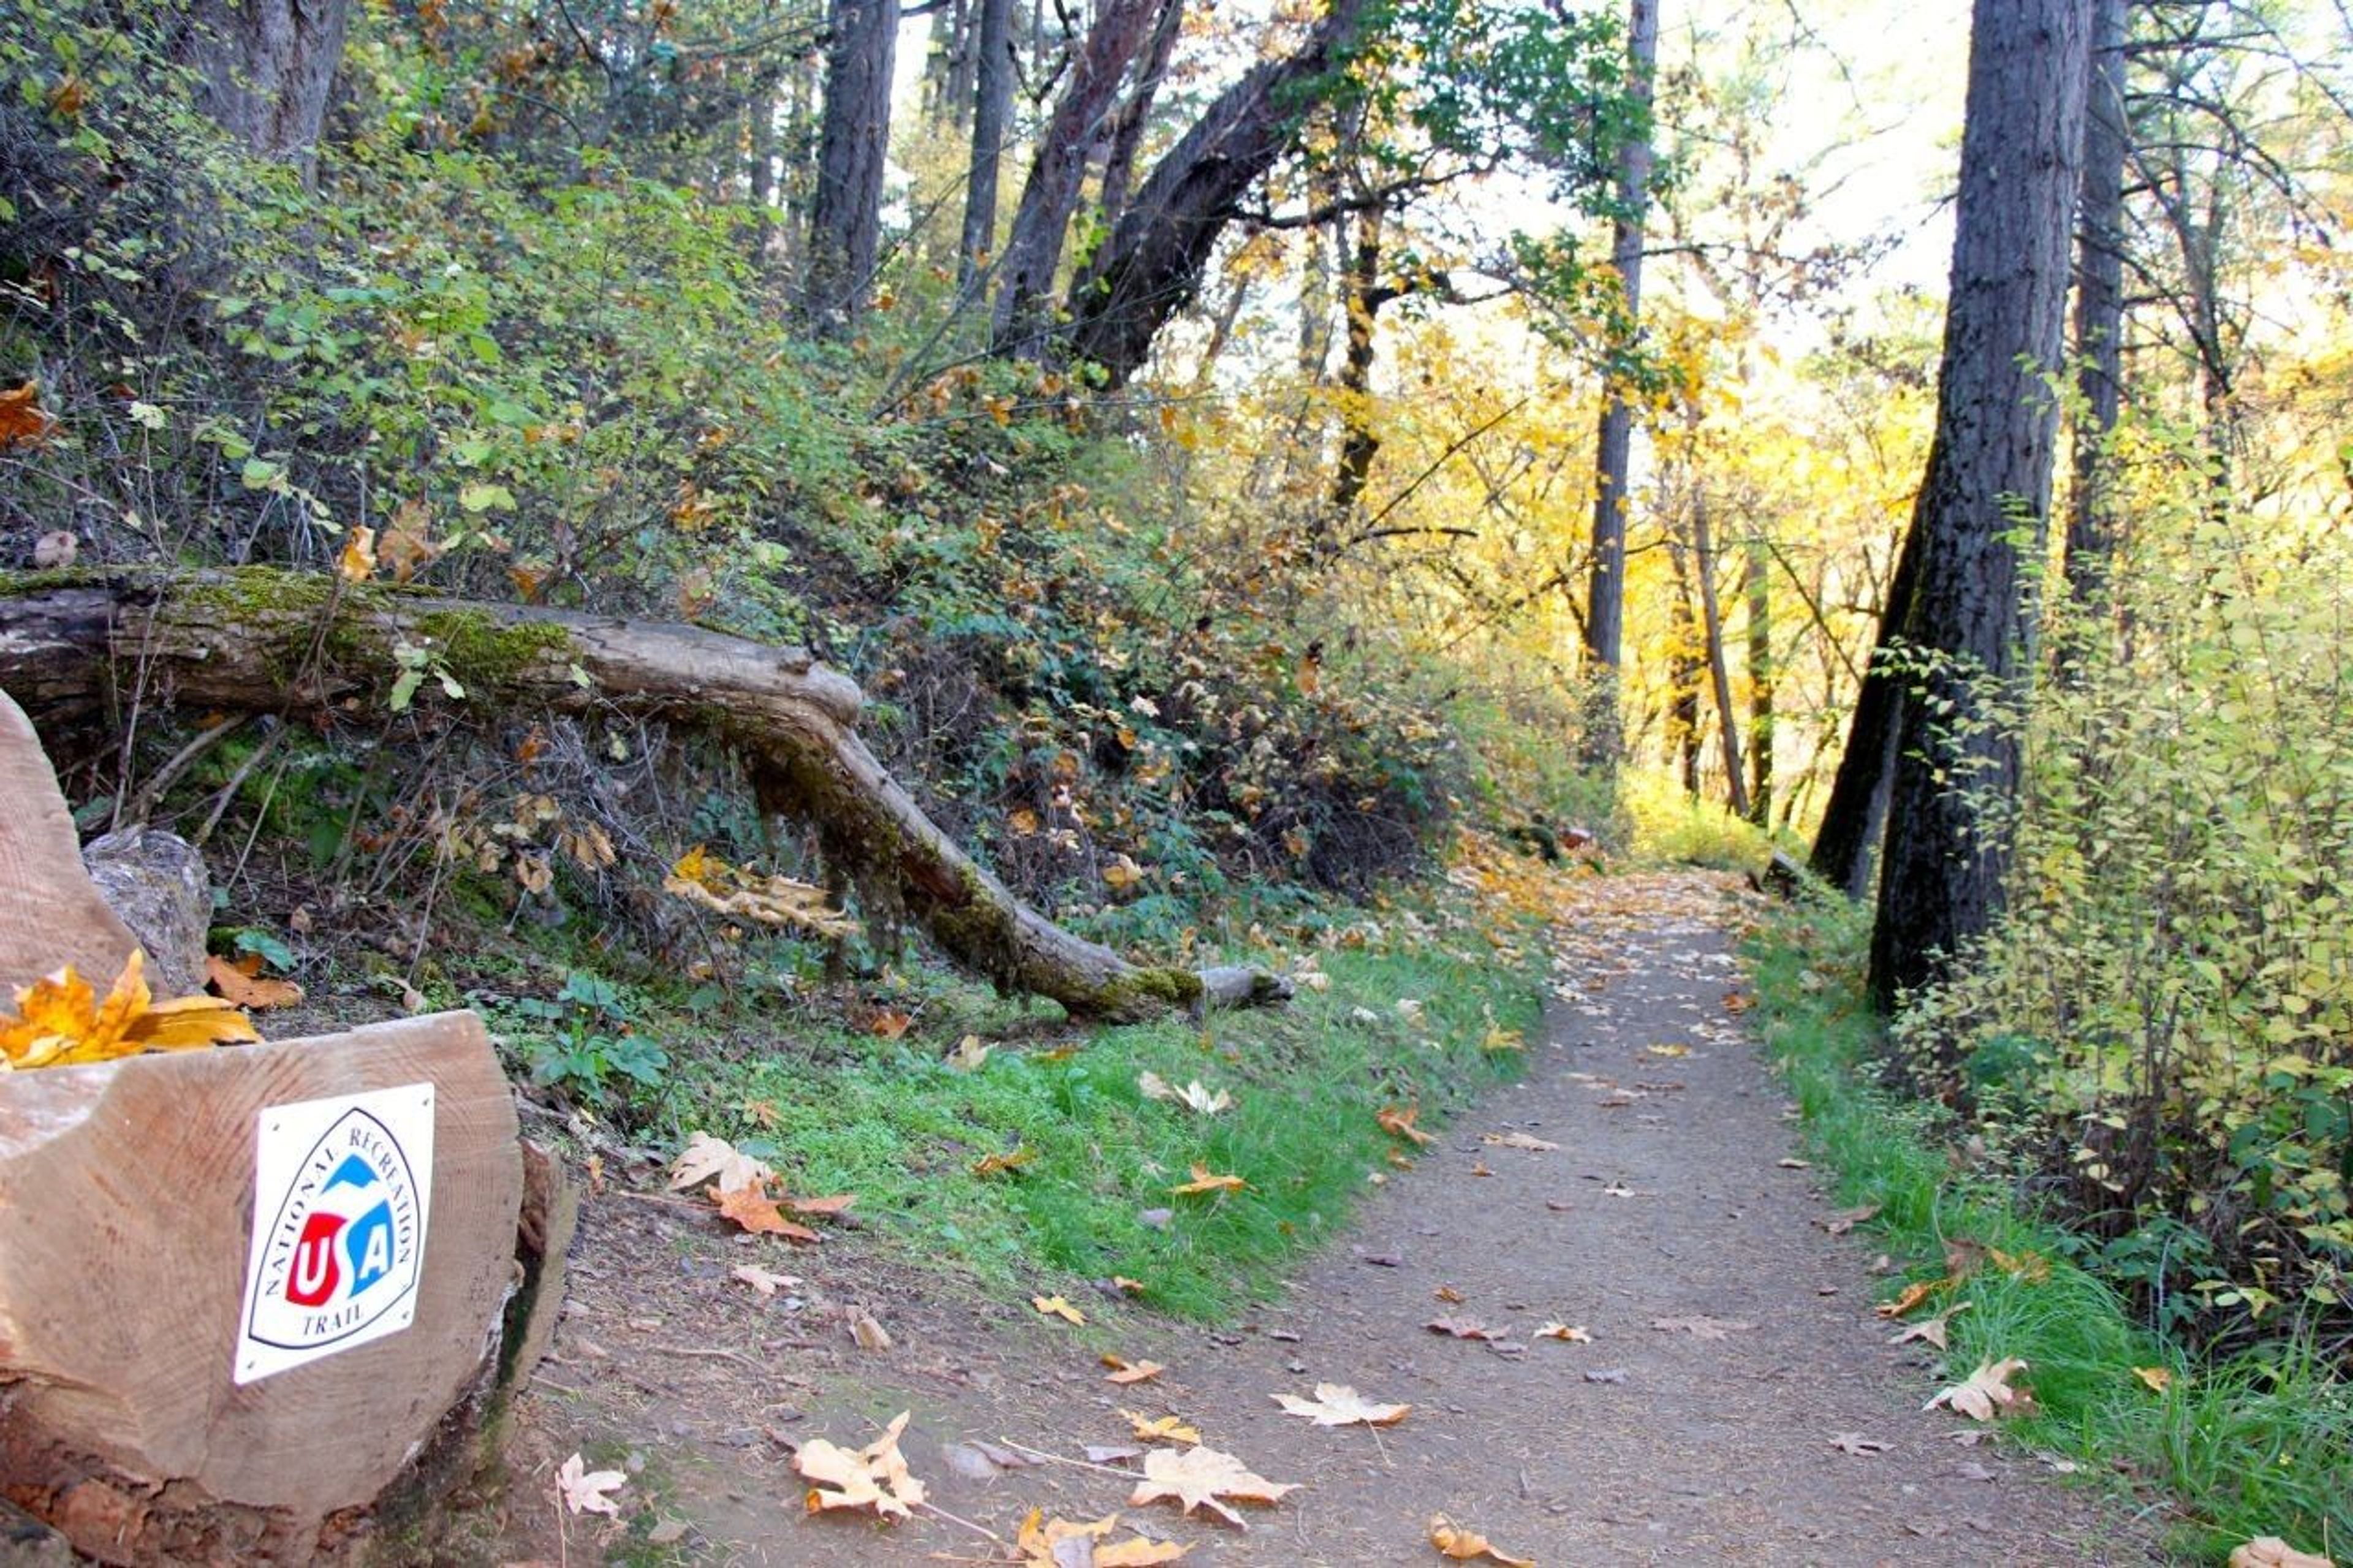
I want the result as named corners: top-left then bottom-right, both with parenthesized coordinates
top-left (1535, 1322), bottom-right (1592, 1343)
top-left (1428, 1513), bottom-right (1536, 1565)
top-left (205, 952), bottom-right (304, 1010)
top-left (1989, 1245), bottom-right (2052, 1282)
top-left (556, 1452), bottom-right (626, 1517)
top-left (1033, 1294), bottom-right (1086, 1326)
top-left (1925, 1357), bottom-right (2036, 1422)
top-left (1887, 1301), bottom-right (1971, 1350)
top-left (795, 1410), bottom-right (925, 1520)
top-left (711, 1181), bottom-right (818, 1241)
top-left (1102, 1355), bottom-right (1165, 1385)
top-left (1379, 1104), bottom-right (1437, 1146)
top-left (1272, 1384), bottom-right (1409, 1428)
top-left (782, 1191), bottom-right (857, 1216)
top-left (1651, 1315), bottom-right (1756, 1341)
top-left (669, 1130), bottom-right (773, 1192)
top-left (1482, 1131), bottom-right (1559, 1152)
top-left (974, 1147), bottom-right (1034, 1178)
top-left (1113, 1275), bottom-right (1148, 1295)
top-left (2132, 1365), bottom-right (2175, 1393)
top-left (1425, 1317), bottom-right (1504, 1342)
top-left (2229, 1537), bottom-right (2336, 1568)
top-left (1170, 1164), bottom-right (1245, 1195)
top-left (1818, 1203), bottom-right (1882, 1235)
top-left (0, 383), bottom-right (56, 450)
top-left (730, 1264), bottom-right (800, 1296)
top-left (1644, 1041), bottom-right (1691, 1058)
top-left (1120, 1411), bottom-right (1200, 1445)
top-left (948, 1034), bottom-right (993, 1071)
top-left (866, 1009), bottom-right (914, 1039)
top-left (847, 1307), bottom-right (893, 1351)
top-left (1828, 1432), bottom-right (1890, 1456)
top-left (1434, 1284), bottom-right (1465, 1303)
top-left (1126, 1444), bottom-right (1296, 1528)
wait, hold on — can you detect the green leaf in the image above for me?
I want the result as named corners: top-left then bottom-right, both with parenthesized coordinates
top-left (389, 667), bottom-right (424, 713)
top-left (459, 482), bottom-right (517, 513)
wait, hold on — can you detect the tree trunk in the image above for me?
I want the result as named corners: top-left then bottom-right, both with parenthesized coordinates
top-left (1745, 536), bottom-right (1773, 824)
top-left (1327, 206), bottom-right (1389, 523)
top-left (1866, 0), bottom-right (2089, 1012)
top-left (958, 0), bottom-right (1017, 286)
top-left (1091, 0), bottom-right (1188, 235)
top-left (1806, 517), bottom-right (1920, 899)
top-left (1691, 480), bottom-right (1750, 819)
top-left (2061, 0), bottom-right (2129, 649)
top-left (1576, 0), bottom-right (1660, 772)
top-left (802, 0), bottom-right (900, 333)
top-left (175, 0), bottom-right (353, 174)
top-left (990, 0), bottom-right (1166, 355)
top-left (1058, 0), bottom-right (1373, 387)
top-left (0, 570), bottom-right (1285, 1023)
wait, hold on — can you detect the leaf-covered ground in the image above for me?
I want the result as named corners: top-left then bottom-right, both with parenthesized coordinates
top-left (496, 874), bottom-right (2162, 1565)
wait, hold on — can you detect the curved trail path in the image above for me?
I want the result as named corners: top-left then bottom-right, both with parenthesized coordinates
top-left (508, 874), bottom-right (2163, 1565)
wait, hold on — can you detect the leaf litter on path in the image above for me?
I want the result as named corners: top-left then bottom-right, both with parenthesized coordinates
top-left (1126, 1444), bottom-right (1298, 1528)
top-left (1271, 1384), bottom-right (1410, 1428)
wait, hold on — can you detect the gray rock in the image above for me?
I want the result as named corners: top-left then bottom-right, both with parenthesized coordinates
top-left (81, 828), bottom-right (211, 996)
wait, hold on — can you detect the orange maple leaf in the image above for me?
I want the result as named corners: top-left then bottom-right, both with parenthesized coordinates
top-left (711, 1180), bottom-right (819, 1241)
top-left (1, 951), bottom-right (258, 1070)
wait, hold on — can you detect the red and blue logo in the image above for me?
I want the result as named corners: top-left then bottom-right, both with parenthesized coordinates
top-left (243, 1106), bottom-right (424, 1363)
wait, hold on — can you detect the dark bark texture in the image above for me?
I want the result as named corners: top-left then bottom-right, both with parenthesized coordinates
top-left (1577, 0), bottom-right (1659, 770)
top-left (2063, 0), bottom-right (2131, 622)
top-left (957, 0), bottom-right (1016, 284)
top-left (176, 0), bottom-right (353, 169)
top-left (1058, 0), bottom-right (1373, 387)
top-left (0, 569), bottom-right (1286, 1022)
top-left (1806, 517), bottom-right (1921, 899)
top-left (1866, 0), bottom-right (2090, 1010)
top-left (803, 0), bottom-right (899, 331)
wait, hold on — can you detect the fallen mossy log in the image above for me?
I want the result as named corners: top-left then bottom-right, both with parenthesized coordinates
top-left (0, 567), bottom-right (1289, 1022)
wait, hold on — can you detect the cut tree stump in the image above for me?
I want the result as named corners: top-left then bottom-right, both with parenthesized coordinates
top-left (0, 683), bottom-right (539, 1563)
top-left (0, 1015), bottom-right (524, 1563)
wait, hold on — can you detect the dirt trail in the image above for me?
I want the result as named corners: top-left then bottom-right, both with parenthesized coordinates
top-left (504, 874), bottom-right (2165, 1566)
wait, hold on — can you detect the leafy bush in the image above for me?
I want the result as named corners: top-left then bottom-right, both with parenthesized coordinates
top-left (1902, 429), bottom-right (2353, 1350)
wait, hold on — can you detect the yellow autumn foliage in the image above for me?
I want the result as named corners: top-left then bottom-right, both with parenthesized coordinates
top-left (0, 950), bottom-right (260, 1070)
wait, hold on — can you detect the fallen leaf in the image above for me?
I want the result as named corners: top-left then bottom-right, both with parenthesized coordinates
top-left (1126, 1444), bottom-right (1297, 1528)
top-left (2132, 1365), bottom-right (2174, 1394)
top-left (1139, 1072), bottom-right (1232, 1115)
top-left (782, 1191), bottom-right (857, 1216)
top-left (2229, 1537), bottom-right (2336, 1568)
top-left (948, 1034), bottom-right (993, 1071)
top-left (556, 1452), bottom-right (626, 1517)
top-left (712, 1181), bottom-right (817, 1241)
top-left (1645, 1042), bottom-right (1691, 1058)
top-left (1876, 1278), bottom-right (1950, 1319)
top-left (1925, 1358), bottom-right (2036, 1422)
top-left (664, 846), bottom-right (858, 938)
top-left (847, 1308), bottom-right (892, 1350)
top-left (868, 1009), bottom-right (913, 1039)
top-left (1428, 1513), bottom-right (1536, 1566)
top-left (1817, 1203), bottom-right (1881, 1235)
top-left (0, 383), bottom-right (57, 450)
top-left (974, 1147), bottom-right (1034, 1178)
top-left (1103, 1355), bottom-right (1165, 1385)
top-left (1273, 1384), bottom-right (1409, 1428)
top-left (0, 951), bottom-right (258, 1070)
top-left (1887, 1301), bottom-right (1971, 1350)
top-left (1087, 1443), bottom-right (1148, 1464)
top-left (1989, 1245), bottom-right (2052, 1282)
top-left (1113, 1276), bottom-right (1148, 1295)
top-left (1120, 1410), bottom-right (1200, 1445)
top-left (795, 1410), bottom-right (925, 1520)
top-left (1425, 1317), bottom-right (1504, 1342)
top-left (32, 531), bottom-right (75, 570)
top-left (730, 1264), bottom-right (800, 1296)
top-left (1033, 1294), bottom-right (1087, 1326)
top-left (1829, 1432), bottom-right (1890, 1456)
top-left (1102, 854), bottom-right (1148, 892)
top-left (1482, 1131), bottom-right (1559, 1152)
top-left (1778, 1157), bottom-right (1812, 1169)
top-left (1379, 1104), bottom-right (1437, 1147)
top-left (338, 525), bottom-right (378, 582)
top-left (669, 1130), bottom-right (773, 1193)
top-left (1650, 1315), bottom-right (1756, 1341)
top-left (1434, 1285), bottom-right (1465, 1303)
top-left (1534, 1322), bottom-right (1592, 1343)
top-left (205, 953), bottom-right (304, 1010)
top-left (1015, 1509), bottom-right (1190, 1566)
top-left (1170, 1164), bottom-right (1245, 1195)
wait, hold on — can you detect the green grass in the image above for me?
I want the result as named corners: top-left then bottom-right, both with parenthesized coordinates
top-left (1749, 892), bottom-right (2353, 1564)
top-left (611, 906), bottom-right (1545, 1324)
